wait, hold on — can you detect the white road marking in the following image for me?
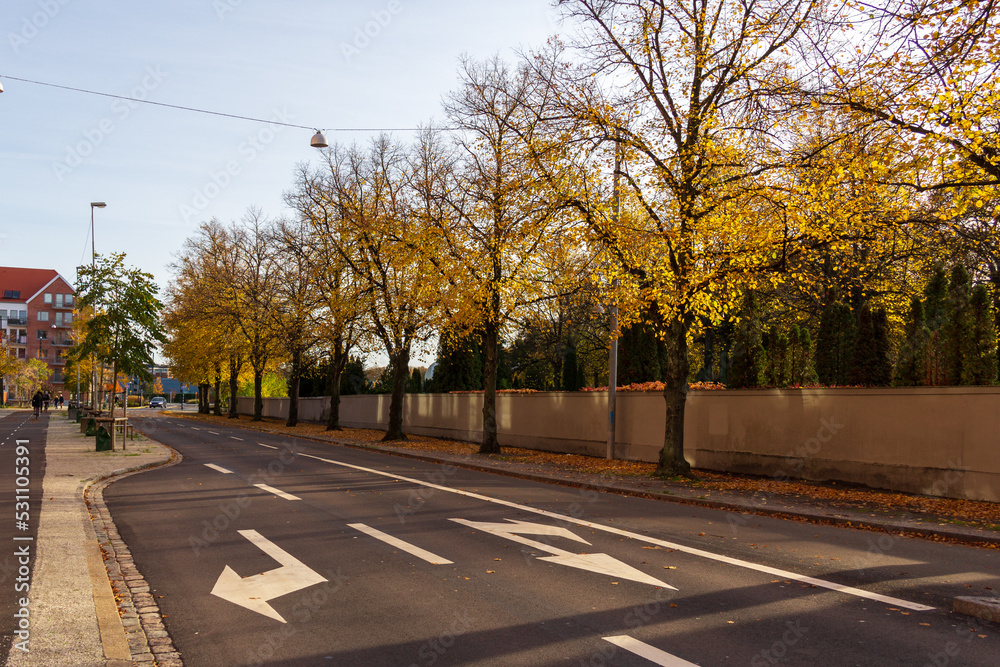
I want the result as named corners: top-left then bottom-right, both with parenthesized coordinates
top-left (204, 463), bottom-right (233, 474)
top-left (254, 483), bottom-right (301, 501)
top-left (211, 529), bottom-right (327, 623)
top-left (297, 452), bottom-right (934, 611)
top-left (348, 523), bottom-right (454, 564)
top-left (258, 443), bottom-right (278, 449)
top-left (230, 436), bottom-right (244, 441)
top-left (191, 427), bottom-right (200, 430)
top-left (603, 636), bottom-right (698, 666)
top-left (208, 430), bottom-right (220, 435)
top-left (451, 518), bottom-right (674, 588)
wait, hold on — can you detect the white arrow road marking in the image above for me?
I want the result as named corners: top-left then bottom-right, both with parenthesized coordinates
top-left (297, 452), bottom-right (934, 611)
top-left (204, 463), bottom-right (233, 474)
top-left (348, 523), bottom-right (454, 564)
top-left (603, 636), bottom-right (699, 666)
top-left (451, 518), bottom-right (675, 589)
top-left (253, 483), bottom-right (301, 501)
top-left (211, 529), bottom-right (327, 623)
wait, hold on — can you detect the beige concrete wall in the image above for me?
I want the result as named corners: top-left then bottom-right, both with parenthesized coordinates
top-left (237, 388), bottom-right (1000, 502)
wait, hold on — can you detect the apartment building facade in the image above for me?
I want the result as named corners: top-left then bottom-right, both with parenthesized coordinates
top-left (1, 266), bottom-right (77, 398)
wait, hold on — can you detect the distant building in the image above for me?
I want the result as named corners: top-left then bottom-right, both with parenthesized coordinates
top-left (0, 266), bottom-right (77, 398)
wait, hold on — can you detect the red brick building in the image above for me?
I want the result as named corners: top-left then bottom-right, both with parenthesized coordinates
top-left (1, 266), bottom-right (77, 399)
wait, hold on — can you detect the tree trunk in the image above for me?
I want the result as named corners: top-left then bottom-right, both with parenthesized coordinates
top-left (228, 354), bottom-right (241, 418)
top-left (326, 342), bottom-right (348, 431)
top-left (657, 315), bottom-right (692, 477)
top-left (382, 346), bottom-right (410, 441)
top-left (213, 363), bottom-right (223, 416)
top-left (286, 346), bottom-right (302, 427)
top-left (253, 367), bottom-right (264, 421)
top-left (479, 322), bottom-right (500, 454)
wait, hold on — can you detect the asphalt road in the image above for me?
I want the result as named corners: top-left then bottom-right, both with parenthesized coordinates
top-left (0, 411), bottom-right (47, 663)
top-left (104, 413), bottom-right (1000, 666)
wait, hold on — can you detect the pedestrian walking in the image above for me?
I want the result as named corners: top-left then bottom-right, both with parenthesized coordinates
top-left (31, 390), bottom-right (43, 419)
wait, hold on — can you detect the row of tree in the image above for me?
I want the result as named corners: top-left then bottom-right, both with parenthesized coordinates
top-left (165, 0), bottom-right (1000, 477)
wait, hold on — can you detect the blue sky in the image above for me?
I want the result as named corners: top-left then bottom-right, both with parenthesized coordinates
top-left (0, 0), bottom-right (562, 301)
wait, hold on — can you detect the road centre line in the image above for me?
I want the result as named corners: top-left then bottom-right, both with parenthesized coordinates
top-left (204, 463), bottom-right (233, 474)
top-left (230, 436), bottom-right (244, 441)
top-left (254, 483), bottom-right (301, 501)
top-left (297, 453), bottom-right (934, 611)
top-left (258, 443), bottom-right (278, 449)
top-left (348, 523), bottom-right (454, 565)
top-left (208, 431), bottom-right (220, 435)
top-left (603, 636), bottom-right (697, 666)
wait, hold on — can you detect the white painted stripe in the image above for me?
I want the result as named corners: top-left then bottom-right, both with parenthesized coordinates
top-left (191, 427), bottom-right (200, 430)
top-left (258, 443), bottom-right (278, 449)
top-left (230, 436), bottom-right (244, 441)
top-left (253, 483), bottom-right (301, 501)
top-left (208, 430), bottom-right (220, 435)
top-left (297, 453), bottom-right (934, 611)
top-left (348, 523), bottom-right (454, 565)
top-left (204, 463), bottom-right (233, 474)
top-left (603, 636), bottom-right (697, 666)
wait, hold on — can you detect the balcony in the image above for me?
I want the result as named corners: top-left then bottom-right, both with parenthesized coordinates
top-left (52, 339), bottom-right (74, 347)
top-left (8, 337), bottom-right (27, 346)
top-left (51, 358), bottom-right (67, 366)
top-left (5, 318), bottom-right (27, 326)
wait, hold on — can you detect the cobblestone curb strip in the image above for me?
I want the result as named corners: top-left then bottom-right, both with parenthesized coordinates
top-left (85, 449), bottom-right (185, 667)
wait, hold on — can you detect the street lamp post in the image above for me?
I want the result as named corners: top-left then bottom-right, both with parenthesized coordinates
top-left (606, 137), bottom-right (621, 460)
top-left (89, 202), bottom-right (106, 410)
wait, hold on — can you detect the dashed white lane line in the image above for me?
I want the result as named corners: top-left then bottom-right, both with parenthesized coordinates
top-left (253, 483), bottom-right (301, 501)
top-left (348, 523), bottom-right (454, 564)
top-left (230, 436), bottom-right (244, 441)
top-left (258, 443), bottom-right (278, 449)
top-left (603, 636), bottom-right (697, 666)
top-left (204, 463), bottom-right (233, 474)
top-left (297, 452), bottom-right (934, 611)
top-left (208, 430), bottom-right (220, 435)
top-left (191, 427), bottom-right (201, 431)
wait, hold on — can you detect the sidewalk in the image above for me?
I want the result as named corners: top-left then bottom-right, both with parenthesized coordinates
top-left (5, 412), bottom-right (175, 667)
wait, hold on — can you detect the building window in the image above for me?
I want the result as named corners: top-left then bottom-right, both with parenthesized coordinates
top-left (64, 312), bottom-right (73, 325)
top-left (36, 349), bottom-right (47, 360)
top-left (65, 294), bottom-right (74, 307)
top-left (37, 311), bottom-right (49, 322)
top-left (3, 290), bottom-right (20, 299)
top-left (55, 294), bottom-right (63, 308)
top-left (55, 312), bottom-right (63, 327)
top-left (37, 330), bottom-right (47, 340)
top-left (44, 293), bottom-right (53, 304)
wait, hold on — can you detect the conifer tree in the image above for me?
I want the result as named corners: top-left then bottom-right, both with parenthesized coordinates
top-left (944, 265), bottom-right (972, 385)
top-left (729, 293), bottom-right (766, 388)
top-left (964, 285), bottom-right (998, 385)
top-left (894, 294), bottom-right (929, 386)
top-left (817, 302), bottom-right (855, 385)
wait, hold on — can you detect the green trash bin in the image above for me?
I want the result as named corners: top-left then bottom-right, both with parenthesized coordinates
top-left (85, 417), bottom-right (98, 437)
top-left (95, 426), bottom-right (112, 452)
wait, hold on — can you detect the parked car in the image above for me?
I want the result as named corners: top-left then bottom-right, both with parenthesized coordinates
top-left (148, 397), bottom-right (166, 408)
